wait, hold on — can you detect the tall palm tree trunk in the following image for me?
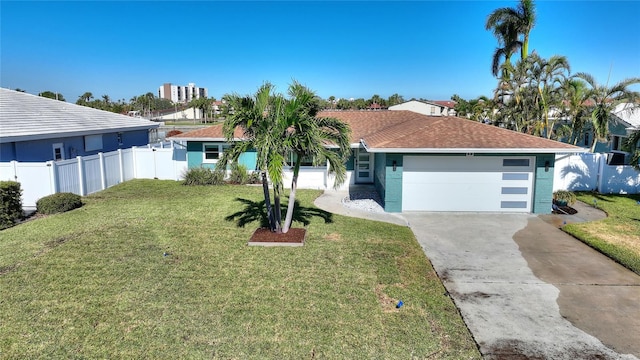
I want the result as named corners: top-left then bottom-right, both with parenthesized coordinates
top-left (272, 183), bottom-right (283, 233)
top-left (261, 171), bottom-right (276, 232)
top-left (282, 161), bottom-right (301, 233)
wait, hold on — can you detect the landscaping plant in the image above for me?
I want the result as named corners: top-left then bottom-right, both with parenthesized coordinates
top-left (35, 192), bottom-right (82, 215)
top-left (0, 181), bottom-right (23, 229)
top-left (182, 166), bottom-right (224, 186)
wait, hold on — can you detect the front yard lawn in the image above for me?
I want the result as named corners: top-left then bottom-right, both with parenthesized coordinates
top-left (0, 179), bottom-right (480, 359)
top-left (564, 193), bottom-right (640, 275)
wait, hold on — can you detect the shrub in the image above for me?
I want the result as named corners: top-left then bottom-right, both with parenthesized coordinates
top-left (182, 167), bottom-right (224, 186)
top-left (229, 163), bottom-right (249, 185)
top-left (36, 192), bottom-right (83, 215)
top-left (248, 171), bottom-right (261, 184)
top-left (553, 190), bottom-right (577, 206)
top-left (0, 181), bottom-right (23, 229)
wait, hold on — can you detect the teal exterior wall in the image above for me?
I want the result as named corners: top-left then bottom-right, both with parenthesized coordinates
top-left (186, 141), bottom-right (257, 170)
top-left (374, 153), bottom-right (387, 203)
top-left (345, 153), bottom-right (355, 171)
top-left (374, 153), bottom-right (403, 213)
top-left (532, 154), bottom-right (555, 214)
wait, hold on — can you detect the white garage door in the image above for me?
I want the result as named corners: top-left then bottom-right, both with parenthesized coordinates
top-left (402, 156), bottom-right (534, 212)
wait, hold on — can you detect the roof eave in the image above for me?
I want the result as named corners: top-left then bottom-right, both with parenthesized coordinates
top-left (167, 137), bottom-right (240, 142)
top-left (0, 124), bottom-right (159, 144)
top-left (363, 147), bottom-right (589, 154)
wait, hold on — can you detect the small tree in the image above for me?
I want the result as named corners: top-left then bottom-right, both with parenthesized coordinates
top-left (575, 73), bottom-right (640, 152)
top-left (218, 81), bottom-right (351, 234)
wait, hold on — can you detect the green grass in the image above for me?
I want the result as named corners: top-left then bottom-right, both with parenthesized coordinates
top-left (0, 180), bottom-right (480, 359)
top-left (564, 193), bottom-right (640, 275)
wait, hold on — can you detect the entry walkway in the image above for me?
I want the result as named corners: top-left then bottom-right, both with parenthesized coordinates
top-left (314, 190), bottom-right (640, 359)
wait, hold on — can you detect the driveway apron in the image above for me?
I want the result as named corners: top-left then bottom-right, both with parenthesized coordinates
top-left (402, 212), bottom-right (640, 360)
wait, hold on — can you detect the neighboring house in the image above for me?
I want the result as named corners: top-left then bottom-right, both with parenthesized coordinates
top-left (368, 103), bottom-right (384, 110)
top-left (0, 88), bottom-right (159, 162)
top-left (575, 103), bottom-right (640, 159)
top-left (606, 103), bottom-right (640, 152)
top-left (169, 110), bottom-right (584, 214)
top-left (389, 100), bottom-right (456, 116)
top-left (430, 100), bottom-right (457, 116)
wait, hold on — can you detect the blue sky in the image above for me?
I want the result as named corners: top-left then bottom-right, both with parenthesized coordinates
top-left (1, 1), bottom-right (639, 103)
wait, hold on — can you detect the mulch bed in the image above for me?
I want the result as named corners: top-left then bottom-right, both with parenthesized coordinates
top-left (249, 228), bottom-right (306, 243)
top-left (552, 205), bottom-right (578, 215)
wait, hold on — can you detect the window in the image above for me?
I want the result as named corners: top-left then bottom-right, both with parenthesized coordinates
top-left (203, 143), bottom-right (229, 163)
top-left (501, 201), bottom-right (528, 209)
top-left (502, 173), bottom-right (529, 181)
top-left (52, 143), bottom-right (65, 161)
top-left (503, 159), bottom-right (530, 167)
top-left (288, 153), bottom-right (320, 167)
top-left (84, 135), bottom-right (103, 152)
top-left (501, 187), bottom-right (528, 195)
top-left (611, 136), bottom-right (624, 151)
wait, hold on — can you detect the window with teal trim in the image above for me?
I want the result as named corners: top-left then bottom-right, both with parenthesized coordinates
top-left (203, 143), bottom-right (230, 163)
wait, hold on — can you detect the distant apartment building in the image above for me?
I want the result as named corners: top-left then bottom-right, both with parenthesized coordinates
top-left (158, 83), bottom-right (208, 104)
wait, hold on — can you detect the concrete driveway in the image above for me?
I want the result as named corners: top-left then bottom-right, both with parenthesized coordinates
top-left (403, 212), bottom-right (640, 360)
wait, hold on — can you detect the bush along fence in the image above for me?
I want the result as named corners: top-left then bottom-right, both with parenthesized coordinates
top-left (0, 144), bottom-right (187, 208)
top-left (0, 181), bottom-right (23, 229)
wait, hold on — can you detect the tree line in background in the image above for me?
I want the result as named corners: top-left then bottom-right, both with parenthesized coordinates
top-left (455, 0), bottom-right (639, 158)
top-left (25, 87), bottom-right (411, 114)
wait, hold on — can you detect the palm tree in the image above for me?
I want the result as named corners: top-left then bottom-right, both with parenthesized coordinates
top-left (280, 82), bottom-right (351, 233)
top-left (624, 128), bottom-right (640, 170)
top-left (218, 82), bottom-right (286, 232)
top-left (328, 96), bottom-right (336, 109)
top-left (77, 92), bottom-right (93, 105)
top-left (387, 93), bottom-right (405, 107)
top-left (486, 0), bottom-right (536, 62)
top-left (559, 78), bottom-right (590, 145)
top-left (219, 82), bottom-right (351, 234)
top-left (574, 73), bottom-right (640, 152)
top-left (531, 54), bottom-right (570, 138)
top-left (487, 21), bottom-right (521, 77)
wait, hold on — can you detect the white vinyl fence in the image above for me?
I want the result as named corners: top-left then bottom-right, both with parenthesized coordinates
top-left (2, 147), bottom-right (638, 210)
top-left (0, 143), bottom-right (187, 209)
top-left (553, 153), bottom-right (640, 194)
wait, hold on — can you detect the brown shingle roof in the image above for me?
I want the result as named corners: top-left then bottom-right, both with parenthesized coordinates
top-left (170, 110), bottom-right (583, 153)
top-left (318, 110), bottom-right (582, 152)
top-left (170, 124), bottom-right (243, 140)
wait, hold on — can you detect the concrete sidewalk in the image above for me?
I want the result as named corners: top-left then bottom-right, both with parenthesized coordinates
top-left (314, 191), bottom-right (640, 359)
top-left (313, 188), bottom-right (408, 226)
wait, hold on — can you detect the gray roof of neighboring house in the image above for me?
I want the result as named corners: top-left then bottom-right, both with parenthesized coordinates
top-left (0, 88), bottom-right (159, 143)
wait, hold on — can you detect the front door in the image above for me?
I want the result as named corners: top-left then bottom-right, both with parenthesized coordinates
top-left (355, 150), bottom-right (374, 183)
